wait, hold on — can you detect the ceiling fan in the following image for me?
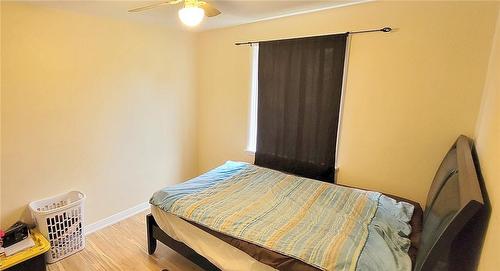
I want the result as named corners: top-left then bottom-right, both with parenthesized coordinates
top-left (128, 0), bottom-right (221, 27)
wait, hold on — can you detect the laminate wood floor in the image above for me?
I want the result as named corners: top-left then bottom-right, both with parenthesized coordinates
top-left (47, 211), bottom-right (203, 271)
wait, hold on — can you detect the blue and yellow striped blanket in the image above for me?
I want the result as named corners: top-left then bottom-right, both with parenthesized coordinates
top-left (151, 162), bottom-right (384, 271)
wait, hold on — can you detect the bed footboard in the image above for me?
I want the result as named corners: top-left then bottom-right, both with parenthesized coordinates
top-left (146, 213), bottom-right (220, 271)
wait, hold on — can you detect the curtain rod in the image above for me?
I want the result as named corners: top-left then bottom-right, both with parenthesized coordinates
top-left (234, 27), bottom-right (392, 46)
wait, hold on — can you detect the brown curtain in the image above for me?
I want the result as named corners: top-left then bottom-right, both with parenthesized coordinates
top-left (255, 34), bottom-right (347, 182)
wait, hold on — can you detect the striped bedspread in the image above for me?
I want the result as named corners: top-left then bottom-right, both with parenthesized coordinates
top-left (151, 162), bottom-right (381, 271)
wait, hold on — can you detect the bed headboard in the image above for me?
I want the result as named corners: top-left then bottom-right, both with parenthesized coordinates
top-left (414, 135), bottom-right (484, 271)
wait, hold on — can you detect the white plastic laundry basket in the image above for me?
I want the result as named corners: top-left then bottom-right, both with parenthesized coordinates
top-left (29, 191), bottom-right (86, 263)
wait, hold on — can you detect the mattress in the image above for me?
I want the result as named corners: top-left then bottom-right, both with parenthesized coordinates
top-left (151, 162), bottom-right (423, 271)
top-left (151, 205), bottom-right (276, 271)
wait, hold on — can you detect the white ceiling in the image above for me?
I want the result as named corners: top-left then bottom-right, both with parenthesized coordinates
top-left (28, 0), bottom-right (366, 31)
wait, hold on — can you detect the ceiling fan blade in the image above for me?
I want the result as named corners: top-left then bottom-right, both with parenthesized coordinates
top-left (128, 0), bottom-right (183, 12)
top-left (199, 1), bottom-right (221, 17)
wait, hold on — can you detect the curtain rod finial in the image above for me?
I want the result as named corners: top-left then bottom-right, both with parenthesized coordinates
top-left (381, 27), bottom-right (392, 32)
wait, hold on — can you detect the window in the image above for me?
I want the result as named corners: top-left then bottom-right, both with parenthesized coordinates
top-left (252, 35), bottom-right (347, 182)
top-left (246, 44), bottom-right (259, 153)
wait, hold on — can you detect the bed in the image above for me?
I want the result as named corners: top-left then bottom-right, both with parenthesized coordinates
top-left (146, 135), bottom-right (484, 271)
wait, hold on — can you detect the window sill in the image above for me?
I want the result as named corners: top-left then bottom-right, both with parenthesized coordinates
top-left (242, 152), bottom-right (340, 171)
top-left (244, 149), bottom-right (256, 155)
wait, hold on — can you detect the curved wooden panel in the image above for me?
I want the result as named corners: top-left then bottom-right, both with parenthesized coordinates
top-left (415, 135), bottom-right (484, 271)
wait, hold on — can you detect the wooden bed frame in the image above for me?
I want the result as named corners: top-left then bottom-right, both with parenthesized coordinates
top-left (146, 213), bottom-right (220, 271)
top-left (146, 135), bottom-right (486, 271)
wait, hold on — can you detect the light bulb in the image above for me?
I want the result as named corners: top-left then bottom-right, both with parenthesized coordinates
top-left (178, 7), bottom-right (205, 27)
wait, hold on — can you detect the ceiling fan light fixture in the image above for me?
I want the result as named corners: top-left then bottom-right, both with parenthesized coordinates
top-left (178, 6), bottom-right (205, 27)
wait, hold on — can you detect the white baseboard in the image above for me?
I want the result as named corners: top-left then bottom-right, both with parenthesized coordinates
top-left (84, 202), bottom-right (150, 235)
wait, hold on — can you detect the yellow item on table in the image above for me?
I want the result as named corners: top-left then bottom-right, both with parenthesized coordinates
top-left (0, 231), bottom-right (50, 270)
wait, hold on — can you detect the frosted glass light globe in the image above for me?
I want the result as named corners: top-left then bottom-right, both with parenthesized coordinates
top-left (178, 7), bottom-right (205, 27)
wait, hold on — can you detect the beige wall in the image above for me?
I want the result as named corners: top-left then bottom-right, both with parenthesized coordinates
top-left (475, 10), bottom-right (500, 271)
top-left (1, 2), bottom-right (198, 228)
top-left (0, 2), bottom-right (3, 225)
top-left (196, 1), bottom-right (499, 204)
